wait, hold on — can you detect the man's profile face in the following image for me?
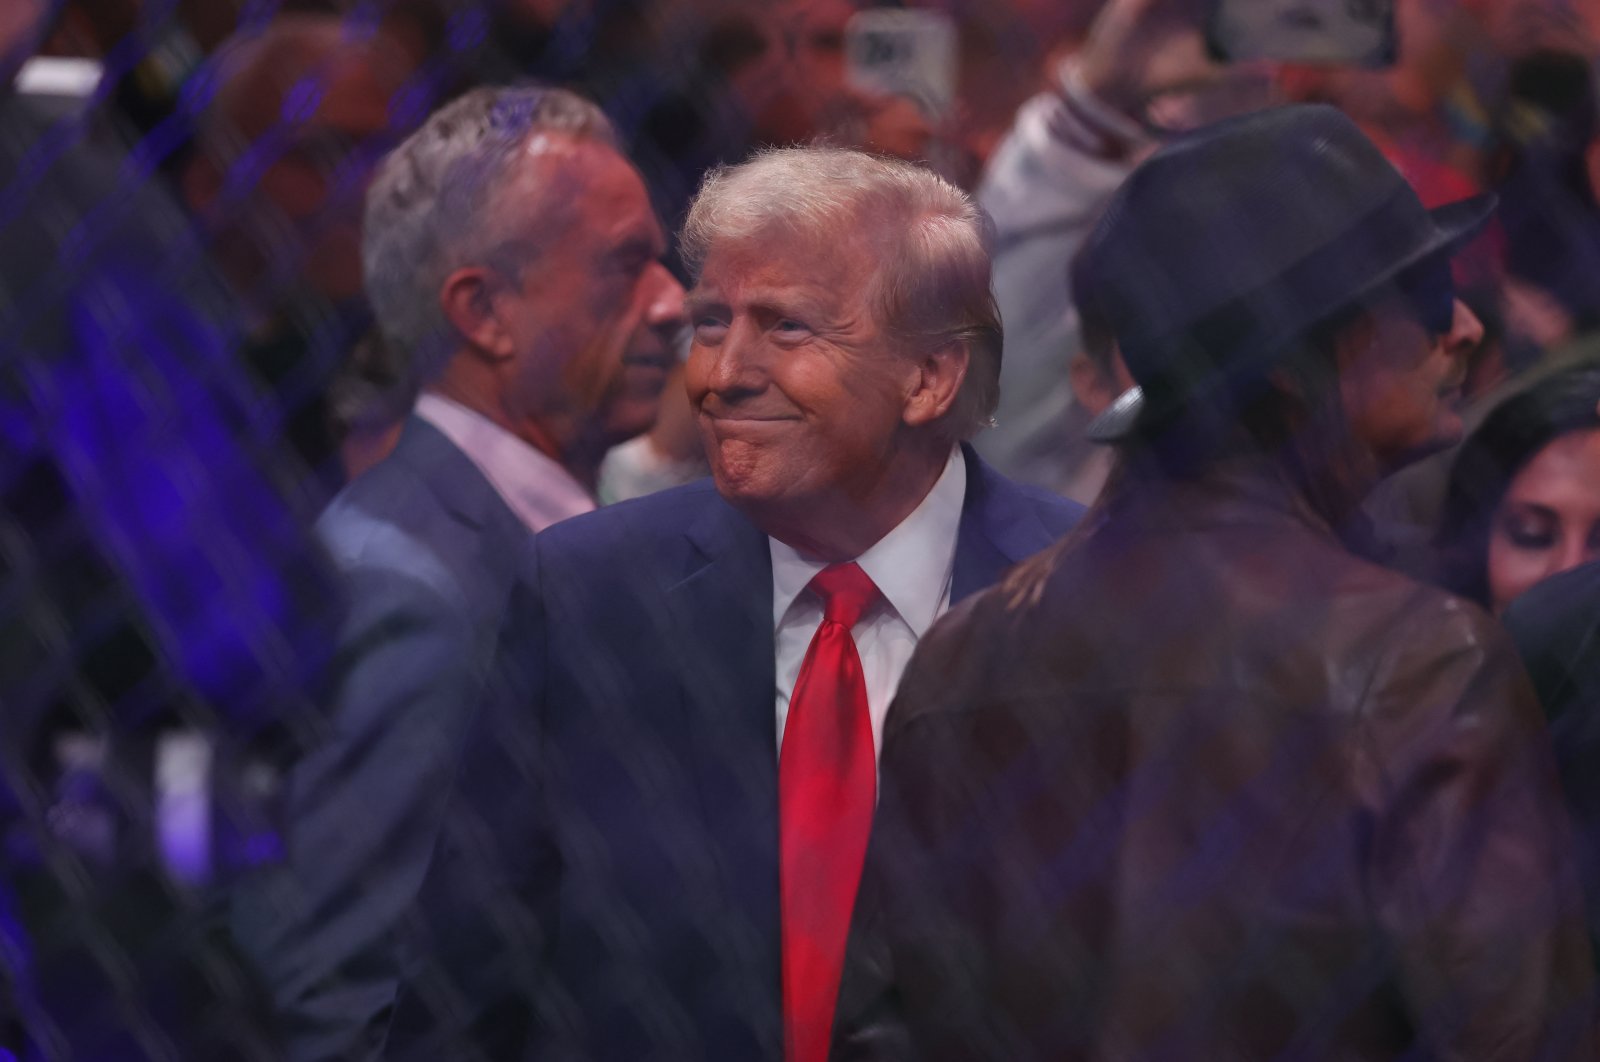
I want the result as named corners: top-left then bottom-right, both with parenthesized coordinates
top-left (684, 228), bottom-right (923, 529)
top-left (1339, 293), bottom-right (1483, 469)
top-left (496, 138), bottom-right (684, 446)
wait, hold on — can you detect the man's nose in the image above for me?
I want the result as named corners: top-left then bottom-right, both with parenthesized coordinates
top-left (644, 263), bottom-right (687, 331)
top-left (1444, 298), bottom-right (1485, 360)
top-left (697, 318), bottom-right (767, 397)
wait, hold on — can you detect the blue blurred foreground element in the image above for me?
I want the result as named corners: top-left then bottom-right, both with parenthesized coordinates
top-left (0, 67), bottom-right (337, 1057)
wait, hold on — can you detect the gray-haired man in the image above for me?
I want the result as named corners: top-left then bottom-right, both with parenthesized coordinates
top-left (232, 84), bottom-right (685, 1061)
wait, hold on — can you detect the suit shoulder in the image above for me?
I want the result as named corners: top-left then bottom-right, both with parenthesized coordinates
top-left (967, 452), bottom-right (1085, 532)
top-left (318, 459), bottom-right (436, 557)
top-left (538, 478), bottom-right (721, 558)
top-left (1021, 484), bottom-right (1086, 535)
top-left (318, 459), bottom-right (523, 618)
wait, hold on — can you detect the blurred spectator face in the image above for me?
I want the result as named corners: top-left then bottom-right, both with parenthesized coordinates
top-left (783, 0), bottom-right (852, 86)
top-left (703, 12), bottom-right (788, 116)
top-left (255, 56), bottom-right (400, 301)
top-left (685, 229), bottom-right (924, 527)
top-left (1487, 427), bottom-right (1600, 612)
top-left (185, 19), bottom-right (415, 304)
top-left (867, 95), bottom-right (934, 159)
top-left (496, 138), bottom-right (685, 447)
top-left (751, 0), bottom-right (857, 143)
top-left (1338, 293), bottom-right (1484, 468)
top-left (0, 0), bottom-right (49, 83)
top-left (823, 92), bottom-right (939, 163)
top-left (0, 0), bottom-right (47, 50)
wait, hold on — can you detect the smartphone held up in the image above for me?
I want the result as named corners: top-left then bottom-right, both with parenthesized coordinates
top-left (844, 8), bottom-right (959, 119)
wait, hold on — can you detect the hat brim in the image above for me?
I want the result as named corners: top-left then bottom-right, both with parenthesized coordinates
top-left (1086, 192), bottom-right (1497, 444)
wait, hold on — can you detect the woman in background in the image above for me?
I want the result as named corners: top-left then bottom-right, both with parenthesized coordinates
top-left (1440, 361), bottom-right (1600, 968)
top-left (1437, 361), bottom-right (1600, 613)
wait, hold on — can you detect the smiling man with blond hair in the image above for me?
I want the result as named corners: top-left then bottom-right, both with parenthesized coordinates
top-left (400, 144), bottom-right (1081, 1060)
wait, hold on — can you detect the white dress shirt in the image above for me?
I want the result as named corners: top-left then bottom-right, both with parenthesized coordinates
top-left (771, 447), bottom-right (967, 760)
top-left (414, 392), bottom-right (595, 533)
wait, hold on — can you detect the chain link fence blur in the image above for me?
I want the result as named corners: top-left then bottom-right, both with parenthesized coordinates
top-left (0, 3), bottom-right (1086, 1055)
top-left (5, 0), bottom-right (1600, 1057)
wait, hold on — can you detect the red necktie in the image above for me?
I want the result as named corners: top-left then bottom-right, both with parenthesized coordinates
top-left (780, 562), bottom-right (879, 1062)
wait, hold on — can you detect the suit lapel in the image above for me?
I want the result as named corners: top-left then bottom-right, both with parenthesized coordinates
top-left (951, 443), bottom-right (1057, 603)
top-left (651, 455), bottom-right (1055, 1022)
top-left (391, 415), bottom-right (507, 534)
top-left (665, 495), bottom-right (781, 943)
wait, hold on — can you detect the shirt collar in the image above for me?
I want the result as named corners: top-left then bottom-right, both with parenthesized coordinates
top-left (769, 446), bottom-right (966, 635)
top-left (414, 391), bottom-right (594, 533)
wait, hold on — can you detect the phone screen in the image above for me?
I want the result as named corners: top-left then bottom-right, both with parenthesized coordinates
top-left (1207, 0), bottom-right (1396, 67)
top-left (844, 8), bottom-right (958, 118)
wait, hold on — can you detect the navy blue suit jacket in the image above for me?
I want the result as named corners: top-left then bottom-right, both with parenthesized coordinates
top-left (235, 417), bottom-right (539, 1061)
top-left (391, 446), bottom-right (1081, 1060)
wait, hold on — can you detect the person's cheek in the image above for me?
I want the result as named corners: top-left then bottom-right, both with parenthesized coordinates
top-left (562, 325), bottom-right (623, 415)
top-left (558, 277), bottom-right (633, 407)
top-left (1487, 536), bottom-right (1549, 614)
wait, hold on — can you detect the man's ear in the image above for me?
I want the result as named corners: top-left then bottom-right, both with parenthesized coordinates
top-left (439, 266), bottom-right (516, 363)
top-left (903, 342), bottom-right (969, 428)
top-left (1069, 352), bottom-right (1116, 417)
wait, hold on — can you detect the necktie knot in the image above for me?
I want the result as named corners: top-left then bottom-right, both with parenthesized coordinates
top-left (809, 562), bottom-right (878, 630)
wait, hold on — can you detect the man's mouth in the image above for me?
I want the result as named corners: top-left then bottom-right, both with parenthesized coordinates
top-left (700, 407), bottom-right (800, 427)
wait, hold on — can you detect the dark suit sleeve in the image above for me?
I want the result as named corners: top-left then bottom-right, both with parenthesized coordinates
top-left (233, 553), bottom-right (496, 1062)
top-left (1361, 595), bottom-right (1597, 1059)
top-left (385, 546), bottom-right (555, 1060)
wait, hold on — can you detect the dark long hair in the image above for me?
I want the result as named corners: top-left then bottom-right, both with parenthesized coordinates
top-left (1002, 324), bottom-right (1363, 612)
top-left (1436, 361), bottom-right (1600, 605)
top-left (1103, 299), bottom-right (1371, 521)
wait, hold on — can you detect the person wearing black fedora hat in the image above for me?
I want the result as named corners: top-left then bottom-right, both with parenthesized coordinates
top-left (833, 103), bottom-right (1597, 1060)
top-left (1080, 103), bottom-right (1490, 462)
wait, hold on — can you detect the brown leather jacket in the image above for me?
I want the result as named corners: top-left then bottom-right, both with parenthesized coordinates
top-left (836, 462), bottom-right (1596, 1061)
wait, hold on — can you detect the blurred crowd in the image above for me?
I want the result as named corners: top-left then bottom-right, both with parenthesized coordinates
top-left (4, 0), bottom-right (1600, 1058)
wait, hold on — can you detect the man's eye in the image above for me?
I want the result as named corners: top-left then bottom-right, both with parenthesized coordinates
top-left (615, 256), bottom-right (650, 280)
top-left (774, 319), bottom-right (807, 334)
top-left (693, 318), bottom-right (727, 339)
